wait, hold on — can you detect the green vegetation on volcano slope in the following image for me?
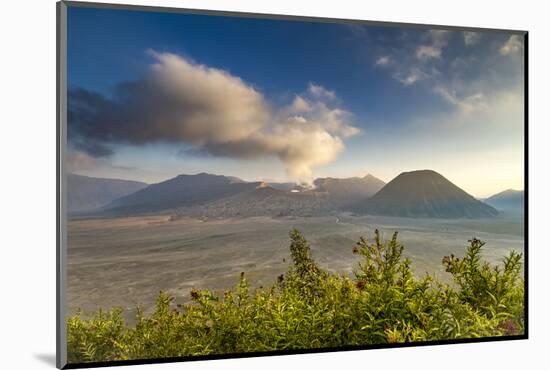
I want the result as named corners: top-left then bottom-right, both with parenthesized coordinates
top-left (67, 229), bottom-right (524, 363)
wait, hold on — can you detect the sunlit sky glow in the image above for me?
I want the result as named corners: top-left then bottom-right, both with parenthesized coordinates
top-left (67, 6), bottom-right (525, 198)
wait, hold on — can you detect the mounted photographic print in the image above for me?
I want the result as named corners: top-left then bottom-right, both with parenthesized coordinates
top-left (56, 1), bottom-right (528, 368)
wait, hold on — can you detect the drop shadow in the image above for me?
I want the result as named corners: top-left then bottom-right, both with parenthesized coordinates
top-left (34, 353), bottom-right (56, 367)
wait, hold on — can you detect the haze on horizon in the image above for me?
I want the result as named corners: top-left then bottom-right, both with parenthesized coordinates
top-left (67, 8), bottom-right (525, 198)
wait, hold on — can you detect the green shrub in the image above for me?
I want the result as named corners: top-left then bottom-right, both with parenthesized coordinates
top-left (67, 229), bottom-right (524, 363)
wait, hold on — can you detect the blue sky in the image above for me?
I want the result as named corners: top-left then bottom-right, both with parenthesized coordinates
top-left (67, 5), bottom-right (525, 197)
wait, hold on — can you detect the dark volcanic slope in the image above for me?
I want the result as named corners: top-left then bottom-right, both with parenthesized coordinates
top-left (314, 174), bottom-right (386, 206)
top-left (68, 173), bottom-right (147, 213)
top-left (186, 174), bottom-right (386, 218)
top-left (102, 173), bottom-right (257, 215)
top-left (267, 182), bottom-right (298, 191)
top-left (183, 183), bottom-right (333, 218)
top-left (354, 170), bottom-right (498, 219)
top-left (485, 189), bottom-right (524, 210)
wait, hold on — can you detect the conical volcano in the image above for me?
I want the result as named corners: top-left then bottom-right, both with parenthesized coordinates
top-left (355, 170), bottom-right (498, 218)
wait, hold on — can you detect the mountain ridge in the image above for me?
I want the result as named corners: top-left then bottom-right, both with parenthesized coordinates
top-left (68, 173), bottom-right (148, 213)
top-left (74, 170), bottom-right (504, 219)
top-left (99, 172), bottom-right (387, 216)
top-left (102, 173), bottom-right (259, 215)
top-left (485, 189), bottom-right (524, 211)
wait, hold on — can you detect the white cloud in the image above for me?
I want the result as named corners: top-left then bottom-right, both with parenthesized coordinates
top-left (288, 95), bottom-right (311, 113)
top-left (307, 83), bottom-right (336, 100)
top-left (146, 50), bottom-right (268, 144)
top-left (398, 68), bottom-right (430, 86)
top-left (375, 29), bottom-right (448, 86)
top-left (300, 101), bottom-right (361, 138)
top-left (415, 30), bottom-right (449, 60)
top-left (434, 86), bottom-right (487, 114)
top-left (69, 52), bottom-right (359, 183)
top-left (67, 150), bottom-right (102, 171)
top-left (463, 31), bottom-right (481, 46)
top-left (375, 56), bottom-right (391, 66)
top-left (500, 35), bottom-right (524, 55)
top-left (67, 150), bottom-right (133, 173)
top-left (416, 45), bottom-right (442, 60)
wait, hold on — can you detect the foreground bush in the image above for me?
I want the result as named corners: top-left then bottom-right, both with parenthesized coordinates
top-left (67, 229), bottom-right (524, 363)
